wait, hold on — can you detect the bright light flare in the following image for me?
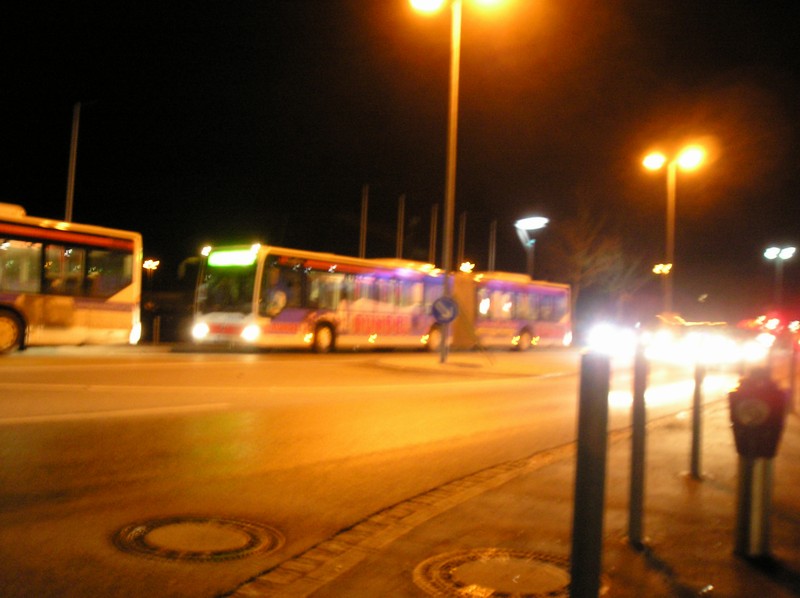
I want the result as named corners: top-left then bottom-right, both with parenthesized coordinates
top-left (192, 322), bottom-right (210, 340)
top-left (643, 145), bottom-right (705, 172)
top-left (515, 216), bottom-right (549, 232)
top-left (764, 246), bottom-right (796, 261)
top-left (676, 145), bottom-right (705, 171)
top-left (653, 263), bottom-right (672, 275)
top-left (643, 152), bottom-right (666, 171)
top-left (410, 0), bottom-right (447, 13)
top-left (586, 323), bottom-right (638, 358)
top-left (241, 324), bottom-right (261, 343)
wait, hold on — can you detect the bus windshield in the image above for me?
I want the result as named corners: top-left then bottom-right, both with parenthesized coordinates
top-left (197, 264), bottom-right (256, 314)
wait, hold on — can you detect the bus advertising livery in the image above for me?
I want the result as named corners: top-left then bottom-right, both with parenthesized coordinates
top-left (192, 243), bottom-right (571, 353)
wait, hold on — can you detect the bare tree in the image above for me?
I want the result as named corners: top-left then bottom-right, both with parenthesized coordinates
top-left (543, 204), bottom-right (647, 319)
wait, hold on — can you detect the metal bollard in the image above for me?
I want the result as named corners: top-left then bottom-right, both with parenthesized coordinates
top-left (570, 352), bottom-right (611, 597)
top-left (735, 457), bottom-right (773, 558)
top-left (628, 343), bottom-right (648, 549)
top-left (690, 363), bottom-right (705, 479)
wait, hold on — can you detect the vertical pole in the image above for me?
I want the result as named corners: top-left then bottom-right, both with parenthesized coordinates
top-left (629, 343), bottom-right (648, 548)
top-left (359, 184), bottom-right (369, 258)
top-left (571, 352), bottom-right (611, 598)
top-left (65, 101), bottom-right (81, 222)
top-left (526, 240), bottom-right (536, 278)
top-left (429, 204), bottom-right (439, 265)
top-left (775, 259), bottom-right (784, 308)
top-left (690, 363), bottom-right (705, 479)
top-left (735, 458), bottom-right (773, 558)
top-left (439, 0), bottom-right (462, 365)
top-left (665, 161), bottom-right (676, 314)
top-left (457, 211), bottom-right (466, 267)
top-left (396, 194), bottom-right (405, 259)
top-left (791, 334), bottom-right (798, 414)
top-left (488, 219), bottom-right (496, 272)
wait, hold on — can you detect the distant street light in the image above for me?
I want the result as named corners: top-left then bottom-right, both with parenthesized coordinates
top-left (643, 144), bottom-right (706, 314)
top-left (764, 246), bottom-right (795, 307)
top-left (411, 0), bottom-right (507, 363)
top-left (515, 216), bottom-right (549, 278)
top-left (143, 259), bottom-right (160, 288)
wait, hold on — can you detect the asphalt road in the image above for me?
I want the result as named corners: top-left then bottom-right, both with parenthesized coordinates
top-left (0, 347), bottom-right (737, 597)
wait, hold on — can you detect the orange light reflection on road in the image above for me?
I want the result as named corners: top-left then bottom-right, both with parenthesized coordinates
top-left (608, 373), bottom-right (739, 410)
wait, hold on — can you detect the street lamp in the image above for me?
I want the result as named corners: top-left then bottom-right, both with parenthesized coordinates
top-left (515, 216), bottom-right (549, 278)
top-left (643, 144), bottom-right (706, 314)
top-left (411, 0), bottom-right (505, 362)
top-left (764, 246), bottom-right (795, 307)
top-left (143, 259), bottom-right (160, 289)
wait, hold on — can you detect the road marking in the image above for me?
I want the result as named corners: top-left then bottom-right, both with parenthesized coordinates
top-left (0, 402), bottom-right (231, 426)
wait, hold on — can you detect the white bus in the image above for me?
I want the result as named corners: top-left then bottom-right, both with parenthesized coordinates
top-left (0, 203), bottom-right (142, 353)
top-left (191, 244), bottom-right (445, 352)
top-left (452, 270), bottom-right (572, 350)
top-left (191, 243), bottom-right (573, 353)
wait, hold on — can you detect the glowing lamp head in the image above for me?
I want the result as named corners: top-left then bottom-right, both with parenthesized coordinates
top-left (643, 152), bottom-right (667, 171)
top-left (765, 246), bottom-right (796, 261)
top-left (410, 0), bottom-right (447, 13)
top-left (676, 145), bottom-right (705, 171)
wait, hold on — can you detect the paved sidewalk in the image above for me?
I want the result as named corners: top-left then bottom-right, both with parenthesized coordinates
top-left (225, 354), bottom-right (800, 598)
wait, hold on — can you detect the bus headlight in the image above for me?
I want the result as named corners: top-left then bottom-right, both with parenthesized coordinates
top-left (192, 322), bottom-right (210, 340)
top-left (241, 324), bottom-right (261, 343)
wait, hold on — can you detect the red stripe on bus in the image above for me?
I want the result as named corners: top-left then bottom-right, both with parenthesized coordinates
top-left (0, 222), bottom-right (135, 251)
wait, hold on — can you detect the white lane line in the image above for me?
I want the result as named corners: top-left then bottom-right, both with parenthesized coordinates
top-left (0, 402), bottom-right (231, 426)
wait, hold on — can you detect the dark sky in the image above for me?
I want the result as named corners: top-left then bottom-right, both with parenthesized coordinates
top-left (2, 1), bottom-right (800, 319)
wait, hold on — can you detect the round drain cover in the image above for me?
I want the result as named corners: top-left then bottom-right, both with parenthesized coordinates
top-left (113, 516), bottom-right (284, 562)
top-left (414, 548), bottom-right (571, 597)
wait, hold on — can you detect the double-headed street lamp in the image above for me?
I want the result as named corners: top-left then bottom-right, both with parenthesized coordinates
top-left (411, 0), bottom-right (505, 362)
top-left (643, 144), bottom-right (706, 314)
top-left (764, 246), bottom-right (796, 307)
top-left (515, 216), bottom-right (549, 278)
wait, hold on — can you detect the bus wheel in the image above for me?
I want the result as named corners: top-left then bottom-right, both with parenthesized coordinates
top-left (313, 324), bottom-right (335, 353)
top-left (426, 326), bottom-right (442, 352)
top-left (516, 330), bottom-right (533, 352)
top-left (0, 310), bottom-right (23, 354)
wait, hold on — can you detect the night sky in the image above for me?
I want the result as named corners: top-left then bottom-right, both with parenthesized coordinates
top-left (3, 1), bottom-right (800, 320)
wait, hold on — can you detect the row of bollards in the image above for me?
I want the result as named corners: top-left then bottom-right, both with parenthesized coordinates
top-left (570, 345), bottom-right (791, 596)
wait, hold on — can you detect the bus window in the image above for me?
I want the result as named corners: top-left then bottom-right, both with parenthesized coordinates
top-left (540, 294), bottom-right (555, 321)
top-left (0, 240), bottom-right (41, 293)
top-left (85, 249), bottom-right (133, 298)
top-left (44, 245), bottom-right (85, 295)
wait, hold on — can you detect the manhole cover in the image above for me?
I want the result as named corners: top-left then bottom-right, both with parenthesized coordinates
top-left (413, 548), bottom-right (571, 598)
top-left (113, 516), bottom-right (284, 562)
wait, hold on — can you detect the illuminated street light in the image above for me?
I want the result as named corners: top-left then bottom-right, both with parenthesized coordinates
top-left (652, 263), bottom-right (672, 275)
top-left (643, 144), bottom-right (706, 314)
top-left (515, 216), bottom-right (549, 278)
top-left (764, 246), bottom-right (796, 307)
top-left (411, 0), bottom-right (506, 362)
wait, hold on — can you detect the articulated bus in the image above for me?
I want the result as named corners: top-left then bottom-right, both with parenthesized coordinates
top-left (191, 244), bottom-right (445, 352)
top-left (191, 243), bottom-right (572, 352)
top-left (0, 203), bottom-right (142, 353)
top-left (452, 271), bottom-right (572, 350)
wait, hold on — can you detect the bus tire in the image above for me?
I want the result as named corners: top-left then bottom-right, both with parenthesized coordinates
top-left (312, 324), bottom-right (335, 353)
top-left (425, 325), bottom-right (442, 352)
top-left (515, 329), bottom-right (533, 352)
top-left (0, 310), bottom-right (24, 354)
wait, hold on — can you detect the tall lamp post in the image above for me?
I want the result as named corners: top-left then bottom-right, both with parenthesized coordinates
top-left (643, 144), bottom-right (705, 314)
top-left (764, 246), bottom-right (795, 308)
top-left (515, 216), bottom-right (549, 278)
top-left (411, 0), bottom-right (505, 362)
